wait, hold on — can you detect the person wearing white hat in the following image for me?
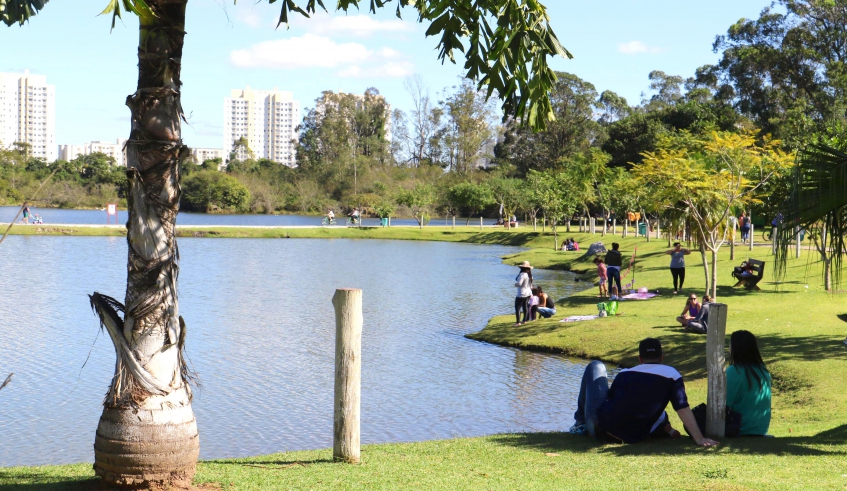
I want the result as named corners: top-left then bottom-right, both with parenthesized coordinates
top-left (514, 261), bottom-right (533, 326)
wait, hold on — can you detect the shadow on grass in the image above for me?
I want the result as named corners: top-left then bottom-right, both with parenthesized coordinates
top-left (203, 458), bottom-right (334, 469)
top-left (494, 424), bottom-right (847, 457)
top-left (0, 475), bottom-right (99, 491)
top-left (460, 232), bottom-right (540, 247)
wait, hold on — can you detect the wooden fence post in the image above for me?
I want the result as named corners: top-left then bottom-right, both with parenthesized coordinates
top-left (706, 302), bottom-right (728, 439)
top-left (749, 224), bottom-right (754, 251)
top-left (332, 288), bottom-right (363, 463)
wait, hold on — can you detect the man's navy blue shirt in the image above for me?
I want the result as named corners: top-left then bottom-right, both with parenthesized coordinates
top-left (596, 363), bottom-right (689, 443)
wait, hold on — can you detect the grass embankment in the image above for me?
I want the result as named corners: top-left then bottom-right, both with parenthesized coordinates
top-left (3, 230), bottom-right (846, 490)
top-left (469, 232), bottom-right (847, 489)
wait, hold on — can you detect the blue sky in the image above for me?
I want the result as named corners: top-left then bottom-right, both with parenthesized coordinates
top-left (0, 0), bottom-right (769, 150)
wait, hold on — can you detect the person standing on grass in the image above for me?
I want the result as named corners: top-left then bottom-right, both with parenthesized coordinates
top-left (514, 261), bottom-right (533, 326)
top-left (593, 257), bottom-right (608, 297)
top-left (569, 338), bottom-right (719, 447)
top-left (666, 242), bottom-right (691, 294)
top-left (22, 205), bottom-right (30, 224)
top-left (727, 330), bottom-right (772, 436)
top-left (604, 243), bottom-right (623, 295)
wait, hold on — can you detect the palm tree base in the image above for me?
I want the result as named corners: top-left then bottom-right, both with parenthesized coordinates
top-left (93, 387), bottom-right (199, 489)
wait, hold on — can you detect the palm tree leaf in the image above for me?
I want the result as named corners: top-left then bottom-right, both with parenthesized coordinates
top-left (775, 144), bottom-right (847, 286)
top-left (0, 0), bottom-right (48, 26)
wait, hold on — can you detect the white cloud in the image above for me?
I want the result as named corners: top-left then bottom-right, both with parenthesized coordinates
top-left (230, 34), bottom-right (371, 69)
top-left (230, 33), bottom-right (415, 78)
top-left (296, 14), bottom-right (413, 38)
top-left (618, 41), bottom-right (665, 55)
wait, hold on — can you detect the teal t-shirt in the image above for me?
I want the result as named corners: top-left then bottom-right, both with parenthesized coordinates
top-left (726, 365), bottom-right (772, 436)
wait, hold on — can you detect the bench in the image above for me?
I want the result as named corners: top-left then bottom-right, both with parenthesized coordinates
top-left (732, 259), bottom-right (765, 290)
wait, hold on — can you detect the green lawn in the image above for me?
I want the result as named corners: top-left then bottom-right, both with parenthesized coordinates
top-left (2, 230), bottom-right (845, 490)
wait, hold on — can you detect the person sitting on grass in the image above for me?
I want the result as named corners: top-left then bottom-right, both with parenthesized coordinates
top-left (593, 257), bottom-right (608, 298)
top-left (569, 338), bottom-right (719, 447)
top-left (686, 295), bottom-right (712, 334)
top-left (676, 294), bottom-right (701, 327)
top-left (535, 286), bottom-right (557, 318)
top-left (727, 330), bottom-right (772, 436)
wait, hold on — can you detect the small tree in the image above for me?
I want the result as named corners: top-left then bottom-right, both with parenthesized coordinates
top-left (397, 183), bottom-right (436, 228)
top-left (488, 177), bottom-right (522, 230)
top-left (634, 131), bottom-right (793, 299)
top-left (448, 181), bottom-right (494, 225)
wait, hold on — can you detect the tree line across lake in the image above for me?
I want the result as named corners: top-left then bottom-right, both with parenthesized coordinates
top-left (1, 1), bottom-right (844, 236)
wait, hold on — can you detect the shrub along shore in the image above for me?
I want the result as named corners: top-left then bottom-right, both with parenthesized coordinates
top-left (2, 230), bottom-right (845, 490)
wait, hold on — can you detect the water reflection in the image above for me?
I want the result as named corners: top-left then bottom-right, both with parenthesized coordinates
top-left (0, 236), bottom-right (593, 467)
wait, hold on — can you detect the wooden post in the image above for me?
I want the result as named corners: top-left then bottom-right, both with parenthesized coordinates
top-left (749, 224), bottom-right (754, 251)
top-left (772, 226), bottom-right (777, 255)
top-left (795, 226), bottom-right (801, 258)
top-left (332, 288), bottom-right (363, 464)
top-left (706, 302), bottom-right (728, 439)
top-left (612, 218), bottom-right (616, 235)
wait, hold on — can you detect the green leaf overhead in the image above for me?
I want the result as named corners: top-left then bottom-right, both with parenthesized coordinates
top-left (273, 0), bottom-right (571, 131)
top-left (0, 0), bottom-right (48, 26)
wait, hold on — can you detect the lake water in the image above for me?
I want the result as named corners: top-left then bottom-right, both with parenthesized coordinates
top-left (0, 236), bottom-right (598, 467)
top-left (0, 206), bottom-right (502, 228)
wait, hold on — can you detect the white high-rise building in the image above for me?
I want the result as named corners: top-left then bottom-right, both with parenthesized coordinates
top-left (58, 138), bottom-right (128, 166)
top-left (190, 147), bottom-right (226, 166)
top-left (0, 71), bottom-right (56, 161)
top-left (223, 86), bottom-right (299, 166)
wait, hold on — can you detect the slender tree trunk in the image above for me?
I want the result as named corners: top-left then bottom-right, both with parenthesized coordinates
top-left (711, 248), bottom-right (719, 300)
top-left (552, 220), bottom-right (558, 250)
top-left (700, 240), bottom-right (709, 297)
top-left (89, 2), bottom-right (198, 488)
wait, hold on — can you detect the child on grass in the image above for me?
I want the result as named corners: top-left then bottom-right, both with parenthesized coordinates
top-left (593, 257), bottom-right (608, 297)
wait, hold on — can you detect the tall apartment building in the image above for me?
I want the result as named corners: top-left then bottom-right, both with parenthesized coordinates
top-left (0, 71), bottom-right (56, 161)
top-left (58, 139), bottom-right (128, 166)
top-left (223, 86), bottom-right (299, 166)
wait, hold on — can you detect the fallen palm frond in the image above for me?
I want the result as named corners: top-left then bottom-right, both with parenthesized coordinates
top-left (0, 373), bottom-right (12, 392)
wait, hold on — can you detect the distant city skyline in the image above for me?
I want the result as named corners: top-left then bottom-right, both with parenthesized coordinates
top-left (1, 1), bottom-right (771, 149)
top-left (0, 71), bottom-right (56, 161)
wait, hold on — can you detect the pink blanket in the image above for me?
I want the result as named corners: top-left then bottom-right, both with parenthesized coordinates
top-left (621, 292), bottom-right (658, 300)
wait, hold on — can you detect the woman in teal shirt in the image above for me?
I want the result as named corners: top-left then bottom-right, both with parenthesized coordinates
top-left (726, 330), bottom-right (772, 436)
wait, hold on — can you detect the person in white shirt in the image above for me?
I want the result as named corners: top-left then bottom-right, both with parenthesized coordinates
top-left (514, 261), bottom-right (533, 326)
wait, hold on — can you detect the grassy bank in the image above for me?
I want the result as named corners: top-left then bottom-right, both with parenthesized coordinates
top-left (468, 232), bottom-right (847, 489)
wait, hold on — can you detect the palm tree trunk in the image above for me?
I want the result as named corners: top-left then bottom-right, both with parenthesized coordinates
top-left (90, 1), bottom-right (198, 488)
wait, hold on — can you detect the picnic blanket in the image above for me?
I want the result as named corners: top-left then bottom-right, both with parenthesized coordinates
top-left (560, 315), bottom-right (600, 323)
top-left (621, 292), bottom-right (658, 300)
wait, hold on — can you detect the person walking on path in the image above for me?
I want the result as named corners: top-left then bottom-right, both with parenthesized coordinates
top-left (727, 330), bottom-right (772, 436)
top-left (604, 243), bottom-right (623, 296)
top-left (514, 261), bottom-right (533, 326)
top-left (21, 205), bottom-right (30, 224)
top-left (739, 211), bottom-right (750, 243)
top-left (569, 337), bottom-right (719, 447)
top-left (666, 242), bottom-right (691, 294)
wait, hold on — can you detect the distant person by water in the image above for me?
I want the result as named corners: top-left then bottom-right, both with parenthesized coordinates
top-left (514, 261), bottom-right (533, 326)
top-left (593, 257), bottom-right (607, 298)
top-left (604, 243), bottom-right (623, 295)
top-left (21, 205), bottom-right (30, 224)
top-left (535, 286), bottom-right (557, 319)
top-left (727, 330), bottom-right (772, 436)
top-left (666, 242), bottom-right (691, 294)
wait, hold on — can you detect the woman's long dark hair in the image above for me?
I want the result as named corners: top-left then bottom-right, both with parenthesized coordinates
top-left (516, 267), bottom-right (533, 287)
top-left (729, 330), bottom-right (769, 388)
